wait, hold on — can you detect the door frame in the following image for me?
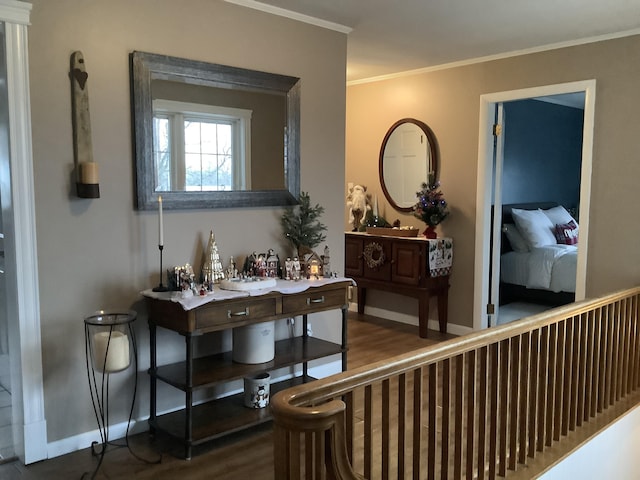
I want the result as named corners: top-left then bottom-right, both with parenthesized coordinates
top-left (0, 1), bottom-right (47, 463)
top-left (473, 80), bottom-right (596, 331)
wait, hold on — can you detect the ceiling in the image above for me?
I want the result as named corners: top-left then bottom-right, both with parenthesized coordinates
top-left (225, 0), bottom-right (640, 83)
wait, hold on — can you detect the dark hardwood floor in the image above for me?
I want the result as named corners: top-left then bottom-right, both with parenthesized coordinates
top-left (0, 312), bottom-right (455, 479)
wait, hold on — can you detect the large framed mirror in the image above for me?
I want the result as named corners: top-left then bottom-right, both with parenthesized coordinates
top-left (130, 51), bottom-right (301, 210)
top-left (379, 118), bottom-right (438, 212)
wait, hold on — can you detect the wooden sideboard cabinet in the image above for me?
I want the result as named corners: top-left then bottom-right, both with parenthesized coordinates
top-left (345, 232), bottom-right (451, 338)
top-left (143, 279), bottom-right (350, 459)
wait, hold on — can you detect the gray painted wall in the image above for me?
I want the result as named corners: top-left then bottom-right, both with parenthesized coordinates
top-left (28, 0), bottom-right (347, 446)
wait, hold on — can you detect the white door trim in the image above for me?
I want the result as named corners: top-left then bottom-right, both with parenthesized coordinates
top-left (1, 0), bottom-right (48, 463)
top-left (473, 80), bottom-right (596, 331)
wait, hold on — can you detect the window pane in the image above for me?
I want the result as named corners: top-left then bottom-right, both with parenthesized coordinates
top-left (184, 153), bottom-right (202, 191)
top-left (200, 122), bottom-right (217, 155)
top-left (184, 121), bottom-right (202, 152)
top-left (217, 124), bottom-right (232, 156)
top-left (218, 154), bottom-right (232, 190)
top-left (153, 117), bottom-right (170, 191)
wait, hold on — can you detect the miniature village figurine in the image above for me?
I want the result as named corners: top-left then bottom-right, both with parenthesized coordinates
top-left (243, 252), bottom-right (258, 276)
top-left (285, 257), bottom-right (292, 280)
top-left (292, 257), bottom-right (301, 280)
top-left (226, 256), bottom-right (238, 279)
top-left (322, 245), bottom-right (331, 277)
top-left (265, 249), bottom-right (280, 278)
top-left (346, 183), bottom-right (371, 231)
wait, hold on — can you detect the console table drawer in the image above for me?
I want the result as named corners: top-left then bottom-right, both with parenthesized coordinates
top-left (282, 287), bottom-right (345, 314)
top-left (194, 297), bottom-right (278, 329)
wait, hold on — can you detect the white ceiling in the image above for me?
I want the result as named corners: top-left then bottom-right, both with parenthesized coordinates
top-left (226, 0), bottom-right (640, 83)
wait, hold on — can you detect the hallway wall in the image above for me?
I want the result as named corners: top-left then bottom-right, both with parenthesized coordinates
top-left (347, 34), bottom-right (640, 328)
top-left (28, 0), bottom-right (347, 449)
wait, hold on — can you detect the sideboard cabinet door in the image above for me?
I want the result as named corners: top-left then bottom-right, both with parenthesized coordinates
top-left (344, 235), bottom-right (363, 277)
top-left (392, 241), bottom-right (423, 285)
top-left (362, 237), bottom-right (392, 281)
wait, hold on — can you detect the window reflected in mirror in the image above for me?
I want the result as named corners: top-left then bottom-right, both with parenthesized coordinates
top-left (153, 100), bottom-right (252, 192)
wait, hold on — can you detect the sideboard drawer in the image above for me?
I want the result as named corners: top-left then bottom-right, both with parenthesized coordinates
top-left (194, 297), bottom-right (278, 329)
top-left (282, 287), bottom-right (346, 315)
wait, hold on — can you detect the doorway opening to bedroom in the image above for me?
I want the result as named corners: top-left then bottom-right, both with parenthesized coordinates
top-left (473, 80), bottom-right (596, 330)
top-left (495, 97), bottom-right (584, 325)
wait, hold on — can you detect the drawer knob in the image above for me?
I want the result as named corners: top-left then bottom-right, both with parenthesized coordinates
top-left (228, 307), bottom-right (249, 318)
top-left (307, 295), bottom-right (325, 305)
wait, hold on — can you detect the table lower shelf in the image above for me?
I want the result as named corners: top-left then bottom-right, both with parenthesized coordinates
top-left (152, 336), bottom-right (344, 390)
top-left (149, 375), bottom-right (309, 446)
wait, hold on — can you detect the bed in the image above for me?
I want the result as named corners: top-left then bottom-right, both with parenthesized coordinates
top-left (498, 202), bottom-right (577, 306)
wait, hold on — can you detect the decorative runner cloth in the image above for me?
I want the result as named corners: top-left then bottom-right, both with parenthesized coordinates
top-left (142, 276), bottom-right (354, 311)
top-left (428, 238), bottom-right (453, 277)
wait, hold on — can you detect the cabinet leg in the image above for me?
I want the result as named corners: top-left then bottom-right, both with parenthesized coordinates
top-left (302, 314), bottom-right (308, 380)
top-left (438, 288), bottom-right (449, 334)
top-left (341, 306), bottom-right (348, 371)
top-left (418, 294), bottom-right (430, 339)
top-left (149, 321), bottom-right (157, 426)
top-left (357, 287), bottom-right (366, 315)
top-left (185, 335), bottom-right (194, 460)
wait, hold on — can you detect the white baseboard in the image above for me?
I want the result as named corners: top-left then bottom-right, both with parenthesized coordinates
top-left (46, 417), bottom-right (148, 460)
top-left (348, 304), bottom-right (473, 337)
top-left (22, 419), bottom-right (47, 464)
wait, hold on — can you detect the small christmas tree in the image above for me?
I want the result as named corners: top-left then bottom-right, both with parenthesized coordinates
top-left (201, 230), bottom-right (225, 285)
top-left (281, 192), bottom-right (327, 255)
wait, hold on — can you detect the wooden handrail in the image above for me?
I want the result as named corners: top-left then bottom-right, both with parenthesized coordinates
top-left (272, 286), bottom-right (640, 479)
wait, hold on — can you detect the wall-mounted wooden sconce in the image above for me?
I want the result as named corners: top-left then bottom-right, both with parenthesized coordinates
top-left (71, 51), bottom-right (100, 198)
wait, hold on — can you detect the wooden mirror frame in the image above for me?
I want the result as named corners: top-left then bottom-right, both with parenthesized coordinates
top-left (130, 51), bottom-right (301, 210)
top-left (379, 118), bottom-right (438, 212)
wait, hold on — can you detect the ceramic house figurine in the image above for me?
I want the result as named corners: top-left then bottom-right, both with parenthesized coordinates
top-left (265, 249), bottom-right (280, 278)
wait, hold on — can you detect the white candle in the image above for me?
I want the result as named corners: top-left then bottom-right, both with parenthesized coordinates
top-left (158, 195), bottom-right (164, 246)
top-left (93, 331), bottom-right (130, 372)
top-left (79, 161), bottom-right (99, 184)
top-left (373, 195), bottom-right (379, 217)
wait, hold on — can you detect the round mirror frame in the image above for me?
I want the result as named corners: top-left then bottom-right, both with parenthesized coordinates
top-left (379, 118), bottom-right (438, 212)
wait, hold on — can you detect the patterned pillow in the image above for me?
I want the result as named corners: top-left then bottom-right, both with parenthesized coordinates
top-left (555, 220), bottom-right (579, 245)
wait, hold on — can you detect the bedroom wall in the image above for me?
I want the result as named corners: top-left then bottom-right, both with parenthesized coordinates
top-left (28, 0), bottom-right (347, 450)
top-left (502, 99), bottom-right (583, 208)
top-left (346, 34), bottom-right (640, 329)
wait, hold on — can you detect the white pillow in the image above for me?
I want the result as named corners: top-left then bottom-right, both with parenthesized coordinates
top-left (511, 208), bottom-right (557, 248)
top-left (502, 223), bottom-right (529, 253)
top-left (542, 205), bottom-right (578, 228)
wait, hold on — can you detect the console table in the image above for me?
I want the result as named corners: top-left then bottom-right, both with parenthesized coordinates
top-left (345, 232), bottom-right (451, 338)
top-left (142, 278), bottom-right (350, 459)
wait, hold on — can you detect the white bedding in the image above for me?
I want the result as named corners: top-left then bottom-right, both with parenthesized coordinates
top-left (501, 244), bottom-right (577, 293)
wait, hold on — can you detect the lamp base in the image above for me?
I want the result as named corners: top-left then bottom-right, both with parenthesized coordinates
top-left (152, 284), bottom-right (169, 292)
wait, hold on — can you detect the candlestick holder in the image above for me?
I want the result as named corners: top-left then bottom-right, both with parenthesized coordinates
top-left (152, 245), bottom-right (169, 292)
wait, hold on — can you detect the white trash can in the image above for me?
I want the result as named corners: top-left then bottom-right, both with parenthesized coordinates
top-left (233, 321), bottom-right (275, 364)
top-left (244, 372), bottom-right (270, 408)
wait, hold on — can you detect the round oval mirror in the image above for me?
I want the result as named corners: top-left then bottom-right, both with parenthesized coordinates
top-left (379, 118), bottom-right (438, 212)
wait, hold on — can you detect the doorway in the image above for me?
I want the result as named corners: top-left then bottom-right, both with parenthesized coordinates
top-left (473, 80), bottom-right (596, 331)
